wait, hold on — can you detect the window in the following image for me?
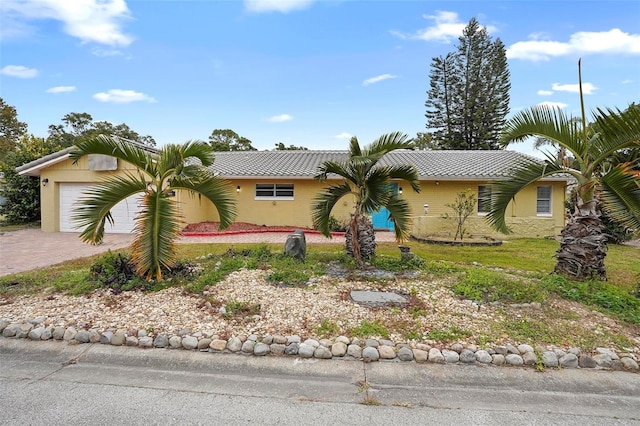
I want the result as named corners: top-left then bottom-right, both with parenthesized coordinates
top-left (255, 183), bottom-right (294, 199)
top-left (537, 186), bottom-right (552, 215)
top-left (477, 185), bottom-right (492, 214)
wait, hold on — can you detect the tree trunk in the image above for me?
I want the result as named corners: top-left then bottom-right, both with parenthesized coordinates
top-left (345, 215), bottom-right (376, 265)
top-left (555, 201), bottom-right (608, 280)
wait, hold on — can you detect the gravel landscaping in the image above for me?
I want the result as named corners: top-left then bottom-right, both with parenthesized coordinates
top-left (1, 268), bottom-right (638, 372)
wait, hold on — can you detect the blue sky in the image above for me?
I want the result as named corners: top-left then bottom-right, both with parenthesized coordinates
top-left (1, 0), bottom-right (639, 157)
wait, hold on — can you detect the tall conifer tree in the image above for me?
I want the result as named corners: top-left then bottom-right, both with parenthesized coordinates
top-left (425, 18), bottom-right (510, 150)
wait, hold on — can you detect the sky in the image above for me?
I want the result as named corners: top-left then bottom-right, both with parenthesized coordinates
top-left (1, 0), bottom-right (639, 157)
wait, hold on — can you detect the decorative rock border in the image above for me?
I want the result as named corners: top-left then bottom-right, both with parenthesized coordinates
top-left (1, 319), bottom-right (638, 372)
top-left (410, 235), bottom-right (503, 247)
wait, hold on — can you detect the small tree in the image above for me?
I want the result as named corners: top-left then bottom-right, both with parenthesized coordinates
top-left (443, 189), bottom-right (477, 241)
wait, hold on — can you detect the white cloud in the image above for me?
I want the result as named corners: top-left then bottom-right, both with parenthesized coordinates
top-left (2, 0), bottom-right (133, 46)
top-left (537, 90), bottom-right (553, 96)
top-left (91, 47), bottom-right (125, 57)
top-left (46, 86), bottom-right (76, 93)
top-left (1, 65), bottom-right (38, 78)
top-left (507, 28), bottom-right (640, 61)
top-left (93, 89), bottom-right (156, 103)
top-left (552, 82), bottom-right (597, 94)
top-left (244, 0), bottom-right (316, 13)
top-left (392, 11), bottom-right (497, 43)
top-left (266, 114), bottom-right (293, 123)
top-left (622, 79), bottom-right (634, 84)
top-left (538, 101), bottom-right (568, 109)
top-left (362, 74), bottom-right (397, 86)
top-left (334, 132), bottom-right (353, 140)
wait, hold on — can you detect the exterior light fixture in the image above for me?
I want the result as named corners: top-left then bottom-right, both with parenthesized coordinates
top-left (236, 185), bottom-right (241, 193)
top-left (398, 187), bottom-right (403, 195)
top-left (42, 178), bottom-right (49, 187)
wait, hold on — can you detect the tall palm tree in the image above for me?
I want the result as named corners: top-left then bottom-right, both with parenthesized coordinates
top-left (312, 132), bottom-right (420, 266)
top-left (487, 62), bottom-right (640, 280)
top-left (69, 135), bottom-right (237, 280)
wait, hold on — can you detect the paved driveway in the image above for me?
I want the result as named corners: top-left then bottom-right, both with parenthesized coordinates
top-left (0, 229), bottom-right (397, 277)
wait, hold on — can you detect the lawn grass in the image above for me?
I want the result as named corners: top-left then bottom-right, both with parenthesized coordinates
top-left (1, 237), bottom-right (638, 330)
top-left (0, 221), bottom-right (40, 232)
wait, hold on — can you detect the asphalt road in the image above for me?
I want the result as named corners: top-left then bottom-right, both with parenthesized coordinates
top-left (1, 339), bottom-right (638, 425)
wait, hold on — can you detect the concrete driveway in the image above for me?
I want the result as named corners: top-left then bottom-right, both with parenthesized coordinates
top-left (0, 229), bottom-right (397, 277)
top-left (0, 229), bottom-right (134, 277)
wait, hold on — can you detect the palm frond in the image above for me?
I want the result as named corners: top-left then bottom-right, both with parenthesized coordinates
top-left (172, 173), bottom-right (237, 230)
top-left (383, 196), bottom-right (413, 242)
top-left (314, 160), bottom-right (356, 183)
top-left (364, 131), bottom-right (413, 158)
top-left (348, 136), bottom-right (362, 158)
top-left (359, 168), bottom-right (393, 214)
top-left (311, 182), bottom-right (353, 237)
top-left (590, 106), bottom-right (640, 166)
top-left (130, 192), bottom-right (182, 280)
top-left (71, 173), bottom-right (147, 244)
top-left (486, 158), bottom-right (565, 233)
top-left (501, 105), bottom-right (586, 163)
top-left (70, 135), bottom-right (156, 177)
top-left (599, 162), bottom-right (640, 232)
top-left (385, 164), bottom-right (421, 193)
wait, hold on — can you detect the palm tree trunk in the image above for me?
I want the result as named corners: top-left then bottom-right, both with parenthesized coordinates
top-left (555, 200), bottom-right (608, 280)
top-left (345, 214), bottom-right (376, 266)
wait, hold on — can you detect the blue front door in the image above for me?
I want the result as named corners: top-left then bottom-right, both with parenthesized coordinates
top-left (371, 183), bottom-right (397, 231)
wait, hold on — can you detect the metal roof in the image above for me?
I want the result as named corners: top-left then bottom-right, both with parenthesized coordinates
top-left (209, 149), bottom-right (554, 180)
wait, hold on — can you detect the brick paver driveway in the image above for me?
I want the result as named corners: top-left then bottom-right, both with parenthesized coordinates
top-left (0, 229), bottom-right (397, 277)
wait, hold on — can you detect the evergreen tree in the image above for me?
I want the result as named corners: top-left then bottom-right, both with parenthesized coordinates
top-left (425, 18), bottom-right (510, 150)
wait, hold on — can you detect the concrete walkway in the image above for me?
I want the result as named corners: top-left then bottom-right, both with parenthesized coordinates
top-left (0, 229), bottom-right (397, 277)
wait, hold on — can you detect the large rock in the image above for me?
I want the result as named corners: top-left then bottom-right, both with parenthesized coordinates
top-left (284, 230), bottom-right (306, 261)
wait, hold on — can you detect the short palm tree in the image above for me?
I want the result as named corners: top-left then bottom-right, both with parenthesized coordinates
top-left (487, 64), bottom-right (640, 280)
top-left (312, 132), bottom-right (420, 266)
top-left (69, 135), bottom-right (237, 280)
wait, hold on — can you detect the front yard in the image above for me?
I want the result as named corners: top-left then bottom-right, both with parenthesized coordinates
top-left (0, 238), bottom-right (638, 354)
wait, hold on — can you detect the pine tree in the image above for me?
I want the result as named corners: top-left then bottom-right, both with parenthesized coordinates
top-left (425, 18), bottom-right (510, 150)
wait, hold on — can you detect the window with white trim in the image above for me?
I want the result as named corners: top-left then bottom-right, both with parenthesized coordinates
top-left (477, 185), bottom-right (492, 214)
top-left (537, 185), bottom-right (552, 215)
top-left (255, 183), bottom-right (294, 199)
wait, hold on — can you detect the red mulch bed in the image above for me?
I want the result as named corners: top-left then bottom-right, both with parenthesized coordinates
top-left (182, 221), bottom-right (315, 234)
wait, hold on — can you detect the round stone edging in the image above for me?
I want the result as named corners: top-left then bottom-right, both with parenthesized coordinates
top-left (1, 319), bottom-right (638, 373)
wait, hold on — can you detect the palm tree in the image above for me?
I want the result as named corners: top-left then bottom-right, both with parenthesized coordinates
top-left (487, 62), bottom-right (640, 280)
top-left (312, 132), bottom-right (420, 266)
top-left (69, 135), bottom-right (237, 280)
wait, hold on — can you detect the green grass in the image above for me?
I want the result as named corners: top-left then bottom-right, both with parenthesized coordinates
top-left (313, 319), bottom-right (340, 338)
top-left (452, 267), bottom-right (547, 304)
top-left (350, 320), bottom-right (390, 339)
top-left (0, 221), bottom-right (40, 232)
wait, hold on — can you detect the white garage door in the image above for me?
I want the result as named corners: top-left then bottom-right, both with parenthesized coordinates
top-left (59, 183), bottom-right (143, 233)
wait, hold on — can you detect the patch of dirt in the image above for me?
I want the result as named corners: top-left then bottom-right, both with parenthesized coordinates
top-left (182, 221), bottom-right (314, 233)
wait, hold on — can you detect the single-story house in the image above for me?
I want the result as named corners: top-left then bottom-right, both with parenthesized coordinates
top-left (16, 147), bottom-right (569, 239)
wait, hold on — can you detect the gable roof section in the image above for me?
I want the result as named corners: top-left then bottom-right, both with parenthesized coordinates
top-left (16, 137), bottom-right (159, 177)
top-left (16, 146), bottom-right (75, 176)
top-left (210, 149), bottom-right (561, 181)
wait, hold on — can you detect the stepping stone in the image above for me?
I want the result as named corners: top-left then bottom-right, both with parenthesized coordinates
top-left (350, 290), bottom-right (407, 307)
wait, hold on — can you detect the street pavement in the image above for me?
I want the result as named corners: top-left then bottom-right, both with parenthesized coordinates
top-left (0, 339), bottom-right (638, 425)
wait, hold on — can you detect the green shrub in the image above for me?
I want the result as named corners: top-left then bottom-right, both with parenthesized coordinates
top-left (89, 251), bottom-right (146, 293)
top-left (452, 268), bottom-right (546, 304)
top-left (327, 215), bottom-right (348, 232)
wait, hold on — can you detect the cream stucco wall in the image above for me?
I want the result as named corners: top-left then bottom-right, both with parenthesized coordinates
top-left (38, 156), bottom-right (141, 232)
top-left (177, 179), bottom-right (354, 228)
top-left (35, 156), bottom-right (567, 238)
top-left (406, 179), bottom-right (566, 238)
